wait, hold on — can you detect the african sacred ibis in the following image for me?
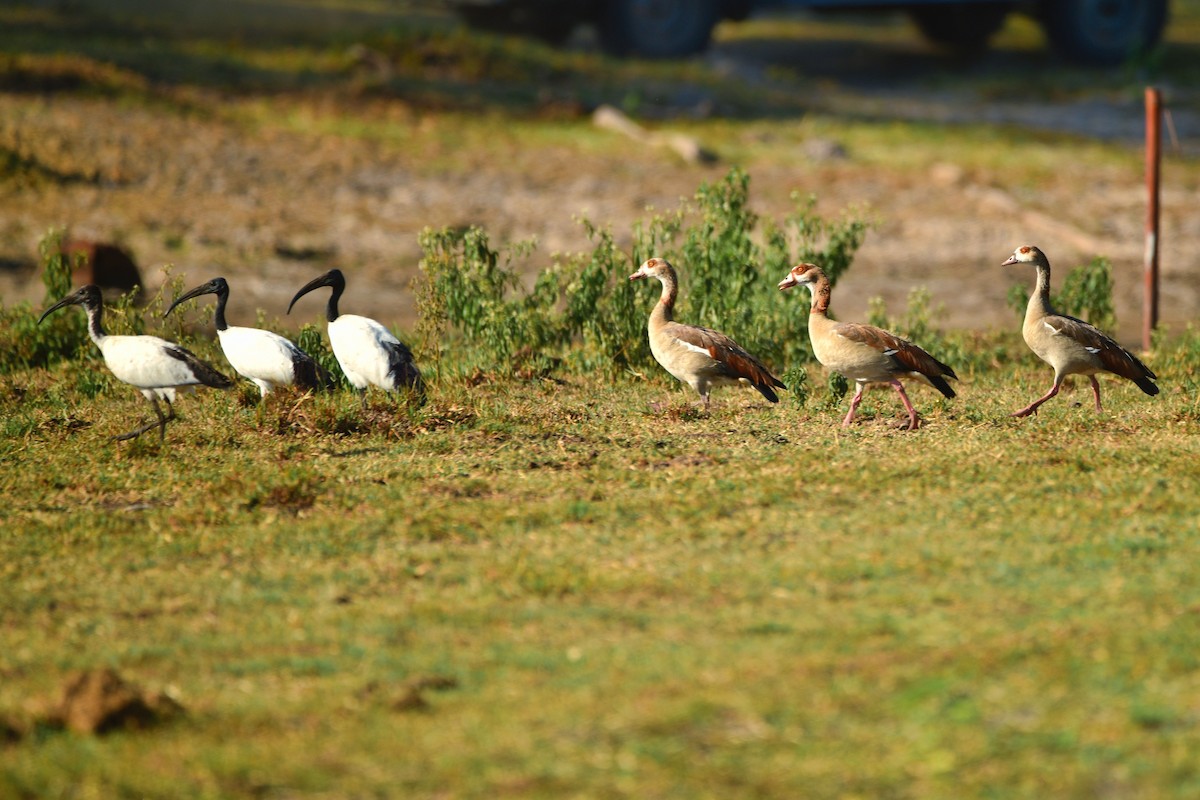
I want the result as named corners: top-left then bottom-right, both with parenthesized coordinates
top-left (39, 285), bottom-right (233, 442)
top-left (165, 277), bottom-right (328, 398)
top-left (287, 269), bottom-right (424, 403)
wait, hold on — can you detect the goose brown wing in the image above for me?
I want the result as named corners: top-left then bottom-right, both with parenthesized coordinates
top-left (669, 322), bottom-right (786, 394)
top-left (1045, 314), bottom-right (1158, 392)
top-left (833, 322), bottom-right (957, 396)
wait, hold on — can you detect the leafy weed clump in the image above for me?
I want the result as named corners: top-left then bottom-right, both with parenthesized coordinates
top-left (0, 229), bottom-right (163, 376)
top-left (414, 167), bottom-right (871, 383)
top-left (0, 229), bottom-right (86, 373)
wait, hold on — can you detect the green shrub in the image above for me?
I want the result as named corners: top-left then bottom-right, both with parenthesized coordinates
top-left (416, 226), bottom-right (558, 375)
top-left (1057, 256), bottom-right (1116, 332)
top-left (563, 219), bottom-right (648, 372)
top-left (781, 364), bottom-right (809, 409)
top-left (769, 192), bottom-right (869, 288)
top-left (1148, 325), bottom-right (1200, 400)
top-left (40, 228), bottom-right (72, 301)
top-left (414, 167), bottom-right (871, 379)
top-left (826, 372), bottom-right (849, 408)
top-left (0, 229), bottom-right (86, 373)
top-left (668, 167), bottom-right (760, 328)
top-left (1, 236), bottom-right (193, 376)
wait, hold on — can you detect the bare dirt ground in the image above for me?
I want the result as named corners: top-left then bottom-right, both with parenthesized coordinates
top-left (1, 14), bottom-right (1198, 343)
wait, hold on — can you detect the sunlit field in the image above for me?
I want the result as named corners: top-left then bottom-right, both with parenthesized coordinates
top-left (4, 1), bottom-right (1200, 797)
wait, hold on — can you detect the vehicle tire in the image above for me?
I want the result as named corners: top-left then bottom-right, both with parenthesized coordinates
top-left (1040, 0), bottom-right (1168, 66)
top-left (722, 0), bottom-right (754, 23)
top-left (909, 4), bottom-right (1012, 51)
top-left (459, 3), bottom-right (579, 46)
top-left (598, 0), bottom-right (720, 58)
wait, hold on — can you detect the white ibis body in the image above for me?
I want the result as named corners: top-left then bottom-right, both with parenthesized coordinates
top-left (166, 277), bottom-right (327, 398)
top-left (629, 257), bottom-right (785, 408)
top-left (779, 263), bottom-right (956, 430)
top-left (1003, 245), bottom-right (1157, 417)
top-left (39, 285), bottom-right (233, 442)
top-left (287, 269), bottom-right (424, 402)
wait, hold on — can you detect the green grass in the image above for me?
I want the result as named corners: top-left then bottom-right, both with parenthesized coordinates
top-left (3, 2), bottom-right (1200, 796)
top-left (4, 345), bottom-right (1200, 798)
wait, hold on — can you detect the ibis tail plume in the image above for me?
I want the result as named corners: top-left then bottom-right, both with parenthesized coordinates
top-left (165, 277), bottom-right (329, 399)
top-left (39, 285), bottom-right (233, 442)
top-left (287, 269), bottom-right (424, 405)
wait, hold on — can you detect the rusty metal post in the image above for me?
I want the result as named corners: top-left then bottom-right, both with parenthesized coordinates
top-left (1144, 87), bottom-right (1161, 351)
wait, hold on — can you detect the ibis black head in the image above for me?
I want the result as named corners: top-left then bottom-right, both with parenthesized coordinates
top-left (288, 269), bottom-right (346, 321)
top-left (165, 277), bottom-right (230, 318)
top-left (39, 285), bottom-right (102, 324)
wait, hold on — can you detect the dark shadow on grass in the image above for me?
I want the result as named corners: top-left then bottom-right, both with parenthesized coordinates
top-left (322, 447), bottom-right (385, 458)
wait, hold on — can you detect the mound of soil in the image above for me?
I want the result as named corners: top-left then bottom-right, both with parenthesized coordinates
top-left (53, 668), bottom-right (183, 735)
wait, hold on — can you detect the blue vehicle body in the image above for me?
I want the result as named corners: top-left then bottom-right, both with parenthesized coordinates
top-left (452, 0), bottom-right (1168, 66)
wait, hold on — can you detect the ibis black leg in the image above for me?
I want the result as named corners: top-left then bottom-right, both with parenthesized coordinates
top-left (113, 396), bottom-right (174, 442)
top-left (150, 397), bottom-right (167, 442)
top-left (114, 400), bottom-right (162, 441)
top-left (114, 421), bottom-right (158, 441)
top-left (158, 397), bottom-right (177, 442)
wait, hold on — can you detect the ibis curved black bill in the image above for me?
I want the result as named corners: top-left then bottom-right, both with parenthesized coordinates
top-left (287, 269), bottom-right (344, 316)
top-left (39, 285), bottom-right (100, 325)
top-left (288, 268), bottom-right (345, 323)
top-left (165, 277), bottom-right (229, 318)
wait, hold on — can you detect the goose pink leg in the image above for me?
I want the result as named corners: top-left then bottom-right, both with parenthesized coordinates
top-left (1013, 379), bottom-right (1062, 417)
top-left (1089, 375), bottom-right (1103, 412)
top-left (890, 379), bottom-right (921, 430)
top-left (842, 383), bottom-right (865, 427)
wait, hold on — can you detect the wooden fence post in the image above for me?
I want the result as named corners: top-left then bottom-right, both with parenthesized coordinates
top-left (1143, 87), bottom-right (1161, 351)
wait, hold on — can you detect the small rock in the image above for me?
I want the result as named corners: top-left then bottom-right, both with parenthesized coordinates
top-left (592, 105), bottom-right (648, 140)
top-left (802, 138), bottom-right (848, 162)
top-left (593, 104), bottom-right (717, 164)
top-left (929, 162), bottom-right (965, 187)
top-left (660, 133), bottom-right (718, 165)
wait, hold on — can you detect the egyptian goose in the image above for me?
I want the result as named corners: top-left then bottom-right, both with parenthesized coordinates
top-left (629, 257), bottom-right (785, 407)
top-left (166, 277), bottom-right (328, 399)
top-left (39, 285), bottom-right (233, 442)
top-left (1003, 245), bottom-right (1157, 416)
top-left (287, 268), bottom-right (424, 404)
top-left (778, 263), bottom-right (956, 430)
